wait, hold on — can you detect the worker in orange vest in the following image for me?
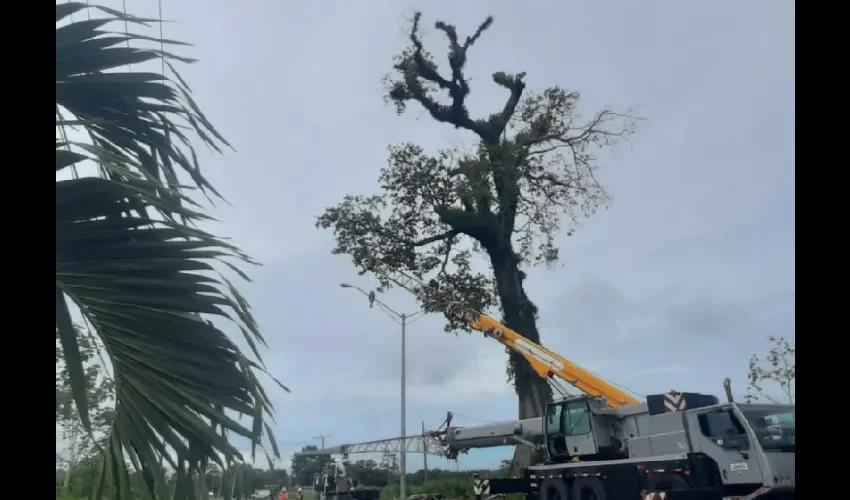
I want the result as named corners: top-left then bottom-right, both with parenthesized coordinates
top-left (279, 486), bottom-right (288, 500)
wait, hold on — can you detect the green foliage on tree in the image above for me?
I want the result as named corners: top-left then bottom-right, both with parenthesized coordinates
top-left (56, 3), bottom-right (287, 498)
top-left (317, 12), bottom-right (639, 467)
top-left (57, 461), bottom-right (289, 500)
top-left (291, 445), bottom-right (334, 486)
top-left (56, 325), bottom-right (115, 490)
top-left (343, 459), bottom-right (390, 487)
top-left (57, 455), bottom-right (111, 500)
top-left (746, 335), bottom-right (795, 404)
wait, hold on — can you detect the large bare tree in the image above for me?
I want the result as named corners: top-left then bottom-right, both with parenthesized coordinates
top-left (317, 12), bottom-right (639, 467)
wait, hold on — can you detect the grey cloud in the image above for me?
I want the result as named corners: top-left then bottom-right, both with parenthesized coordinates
top-left (538, 275), bottom-right (647, 342)
top-left (666, 299), bottom-right (751, 337)
top-left (242, 251), bottom-right (492, 397)
top-left (379, 341), bottom-right (472, 387)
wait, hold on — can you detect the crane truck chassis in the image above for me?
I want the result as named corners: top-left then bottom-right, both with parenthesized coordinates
top-left (329, 263), bottom-right (795, 499)
top-left (475, 390), bottom-right (794, 500)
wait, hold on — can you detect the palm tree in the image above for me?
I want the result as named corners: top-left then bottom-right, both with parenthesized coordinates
top-left (56, 3), bottom-right (286, 498)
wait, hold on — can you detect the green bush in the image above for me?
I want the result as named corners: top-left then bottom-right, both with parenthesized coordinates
top-left (380, 477), bottom-right (473, 500)
top-left (56, 489), bottom-right (84, 500)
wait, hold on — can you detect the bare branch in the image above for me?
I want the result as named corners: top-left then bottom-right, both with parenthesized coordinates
top-left (746, 336), bottom-right (795, 404)
top-left (386, 13), bottom-right (526, 143)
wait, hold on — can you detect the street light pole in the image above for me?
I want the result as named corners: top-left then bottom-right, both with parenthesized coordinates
top-left (400, 313), bottom-right (406, 500)
top-left (340, 283), bottom-right (423, 500)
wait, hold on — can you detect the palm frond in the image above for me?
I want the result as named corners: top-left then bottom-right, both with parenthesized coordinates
top-left (56, 4), bottom-right (286, 499)
top-left (57, 1), bottom-right (230, 213)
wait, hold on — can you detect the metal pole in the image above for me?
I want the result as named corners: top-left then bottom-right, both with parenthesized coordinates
top-left (400, 313), bottom-right (407, 500)
top-left (314, 434), bottom-right (331, 450)
top-left (422, 421), bottom-right (428, 484)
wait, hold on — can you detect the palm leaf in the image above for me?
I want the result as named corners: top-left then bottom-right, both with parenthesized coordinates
top-left (56, 4), bottom-right (287, 499)
top-left (57, 1), bottom-right (228, 218)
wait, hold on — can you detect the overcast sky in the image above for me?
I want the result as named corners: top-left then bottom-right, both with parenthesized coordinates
top-left (73, 0), bottom-right (794, 472)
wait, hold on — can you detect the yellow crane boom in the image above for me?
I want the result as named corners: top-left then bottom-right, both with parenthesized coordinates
top-left (385, 266), bottom-right (640, 408)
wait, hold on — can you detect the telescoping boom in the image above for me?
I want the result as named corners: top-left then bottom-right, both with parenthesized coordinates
top-left (293, 413), bottom-right (544, 460)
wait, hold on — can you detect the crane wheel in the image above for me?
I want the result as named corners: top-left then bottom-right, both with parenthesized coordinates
top-left (539, 478), bottom-right (570, 500)
top-left (646, 473), bottom-right (691, 491)
top-left (571, 477), bottom-right (606, 500)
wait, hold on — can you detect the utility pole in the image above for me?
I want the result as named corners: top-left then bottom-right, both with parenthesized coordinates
top-left (421, 421), bottom-right (428, 484)
top-left (313, 434), bottom-right (332, 450)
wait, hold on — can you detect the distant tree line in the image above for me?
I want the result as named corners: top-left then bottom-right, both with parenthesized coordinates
top-left (291, 445), bottom-right (507, 497)
top-left (57, 461), bottom-right (290, 500)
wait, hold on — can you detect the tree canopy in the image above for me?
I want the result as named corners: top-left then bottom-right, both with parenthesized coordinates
top-left (318, 12), bottom-right (639, 467)
top-left (56, 326), bottom-right (114, 487)
top-left (291, 445), bottom-right (333, 486)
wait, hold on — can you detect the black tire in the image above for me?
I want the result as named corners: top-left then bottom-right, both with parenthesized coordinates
top-left (539, 478), bottom-right (570, 500)
top-left (571, 477), bottom-right (606, 500)
top-left (646, 473), bottom-right (691, 491)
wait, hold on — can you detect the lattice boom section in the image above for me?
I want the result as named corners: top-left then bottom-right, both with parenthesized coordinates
top-left (293, 435), bottom-right (446, 457)
top-left (343, 435), bottom-right (445, 455)
top-left (389, 270), bottom-right (429, 298)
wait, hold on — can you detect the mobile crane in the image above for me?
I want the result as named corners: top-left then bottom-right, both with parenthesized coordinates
top-left (373, 264), bottom-right (796, 500)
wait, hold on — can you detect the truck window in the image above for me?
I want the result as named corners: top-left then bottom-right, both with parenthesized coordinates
top-left (698, 410), bottom-right (745, 438)
top-left (546, 403), bottom-right (564, 436)
top-left (564, 400), bottom-right (591, 436)
top-left (741, 408), bottom-right (795, 452)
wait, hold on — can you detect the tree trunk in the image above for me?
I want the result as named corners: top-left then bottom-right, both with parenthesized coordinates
top-left (488, 243), bottom-right (553, 470)
top-left (63, 427), bottom-right (79, 488)
top-left (62, 466), bottom-right (73, 489)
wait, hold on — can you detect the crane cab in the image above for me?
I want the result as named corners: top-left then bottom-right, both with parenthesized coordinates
top-left (543, 396), bottom-right (616, 462)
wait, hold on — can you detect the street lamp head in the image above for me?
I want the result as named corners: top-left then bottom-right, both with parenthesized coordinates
top-left (340, 283), bottom-right (352, 288)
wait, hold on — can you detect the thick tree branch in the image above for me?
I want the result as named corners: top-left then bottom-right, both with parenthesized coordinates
top-left (389, 13), bottom-right (528, 144)
top-left (413, 229), bottom-right (459, 247)
top-left (435, 206), bottom-right (499, 249)
top-left (526, 171), bottom-right (572, 188)
top-left (437, 234), bottom-right (456, 276)
top-left (490, 72), bottom-right (527, 143)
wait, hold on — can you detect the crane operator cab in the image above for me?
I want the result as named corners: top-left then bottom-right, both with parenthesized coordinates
top-left (543, 395), bottom-right (613, 462)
